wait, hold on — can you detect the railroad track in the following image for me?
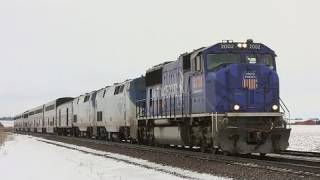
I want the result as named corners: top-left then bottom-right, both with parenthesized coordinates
top-left (279, 150), bottom-right (320, 158)
top-left (18, 132), bottom-right (320, 179)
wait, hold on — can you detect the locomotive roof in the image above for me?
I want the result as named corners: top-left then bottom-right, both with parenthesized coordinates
top-left (201, 39), bottom-right (276, 55)
top-left (146, 61), bottom-right (173, 73)
top-left (146, 40), bottom-right (275, 74)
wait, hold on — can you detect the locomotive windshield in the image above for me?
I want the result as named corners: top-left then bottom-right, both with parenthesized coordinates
top-left (206, 53), bottom-right (275, 71)
top-left (259, 54), bottom-right (274, 67)
top-left (245, 54), bottom-right (274, 66)
top-left (207, 54), bottom-right (241, 70)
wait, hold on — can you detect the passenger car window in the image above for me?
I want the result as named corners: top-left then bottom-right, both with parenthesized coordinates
top-left (97, 111), bottom-right (103, 121)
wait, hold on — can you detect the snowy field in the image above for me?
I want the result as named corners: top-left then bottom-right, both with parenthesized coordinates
top-left (288, 125), bottom-right (320, 152)
top-left (0, 125), bottom-right (319, 180)
top-left (0, 134), bottom-right (226, 180)
top-left (0, 120), bottom-right (14, 127)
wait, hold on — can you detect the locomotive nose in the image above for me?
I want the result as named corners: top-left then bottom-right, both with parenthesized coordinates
top-left (227, 63), bottom-right (279, 113)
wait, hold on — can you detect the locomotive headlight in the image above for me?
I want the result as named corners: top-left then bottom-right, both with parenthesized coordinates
top-left (272, 105), bottom-right (279, 111)
top-left (237, 43), bottom-right (242, 48)
top-left (233, 104), bottom-right (240, 111)
top-left (242, 43), bottom-right (247, 48)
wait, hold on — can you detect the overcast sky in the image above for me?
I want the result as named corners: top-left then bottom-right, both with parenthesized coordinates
top-left (0, 0), bottom-right (319, 118)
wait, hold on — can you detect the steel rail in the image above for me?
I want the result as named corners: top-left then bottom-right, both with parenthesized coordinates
top-left (279, 150), bottom-right (320, 158)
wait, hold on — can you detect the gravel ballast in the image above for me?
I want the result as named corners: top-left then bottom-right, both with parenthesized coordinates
top-left (30, 134), bottom-right (317, 180)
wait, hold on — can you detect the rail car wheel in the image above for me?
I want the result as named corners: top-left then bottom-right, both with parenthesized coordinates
top-left (153, 140), bottom-right (161, 147)
top-left (200, 144), bottom-right (206, 153)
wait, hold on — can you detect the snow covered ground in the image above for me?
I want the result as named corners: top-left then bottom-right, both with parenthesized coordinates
top-left (0, 125), bottom-right (318, 180)
top-left (288, 125), bottom-right (320, 152)
top-left (0, 120), bottom-right (14, 127)
top-left (0, 134), bottom-right (227, 180)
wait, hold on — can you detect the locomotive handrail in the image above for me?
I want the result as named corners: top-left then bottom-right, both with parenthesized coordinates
top-left (279, 98), bottom-right (290, 114)
top-left (136, 93), bottom-right (186, 119)
top-left (279, 97), bottom-right (290, 125)
top-left (216, 95), bottom-right (228, 109)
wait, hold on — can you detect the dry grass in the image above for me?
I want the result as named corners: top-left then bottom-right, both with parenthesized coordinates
top-left (0, 128), bottom-right (7, 147)
top-left (4, 127), bottom-right (13, 132)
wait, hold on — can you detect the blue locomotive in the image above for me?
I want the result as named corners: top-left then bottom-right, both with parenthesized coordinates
top-left (137, 39), bottom-right (290, 154)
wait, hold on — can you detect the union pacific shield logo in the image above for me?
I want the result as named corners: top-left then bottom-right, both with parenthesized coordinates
top-left (242, 72), bottom-right (258, 90)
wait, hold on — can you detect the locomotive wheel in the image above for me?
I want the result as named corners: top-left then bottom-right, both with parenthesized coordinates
top-left (223, 151), bottom-right (230, 156)
top-left (260, 153), bottom-right (266, 157)
top-left (212, 148), bottom-right (218, 154)
top-left (200, 140), bottom-right (208, 153)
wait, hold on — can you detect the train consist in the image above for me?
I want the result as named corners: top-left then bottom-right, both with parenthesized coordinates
top-left (14, 40), bottom-right (291, 155)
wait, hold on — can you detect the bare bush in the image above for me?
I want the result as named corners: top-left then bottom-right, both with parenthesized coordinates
top-left (0, 127), bottom-right (7, 147)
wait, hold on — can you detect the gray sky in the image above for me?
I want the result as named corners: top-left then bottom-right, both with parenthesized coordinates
top-left (0, 0), bottom-right (319, 118)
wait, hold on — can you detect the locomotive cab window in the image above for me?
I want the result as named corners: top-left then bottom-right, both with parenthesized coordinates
top-left (246, 54), bottom-right (275, 68)
top-left (259, 54), bottom-right (274, 67)
top-left (119, 85), bottom-right (124, 93)
top-left (206, 54), bottom-right (241, 70)
top-left (194, 56), bottom-right (202, 71)
top-left (114, 85), bottom-right (124, 95)
top-left (183, 54), bottom-right (191, 71)
top-left (84, 95), bottom-right (90, 102)
top-left (246, 55), bottom-right (257, 64)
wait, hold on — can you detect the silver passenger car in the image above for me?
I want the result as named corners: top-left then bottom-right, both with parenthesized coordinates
top-left (56, 99), bottom-right (74, 135)
top-left (44, 98), bottom-right (73, 133)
